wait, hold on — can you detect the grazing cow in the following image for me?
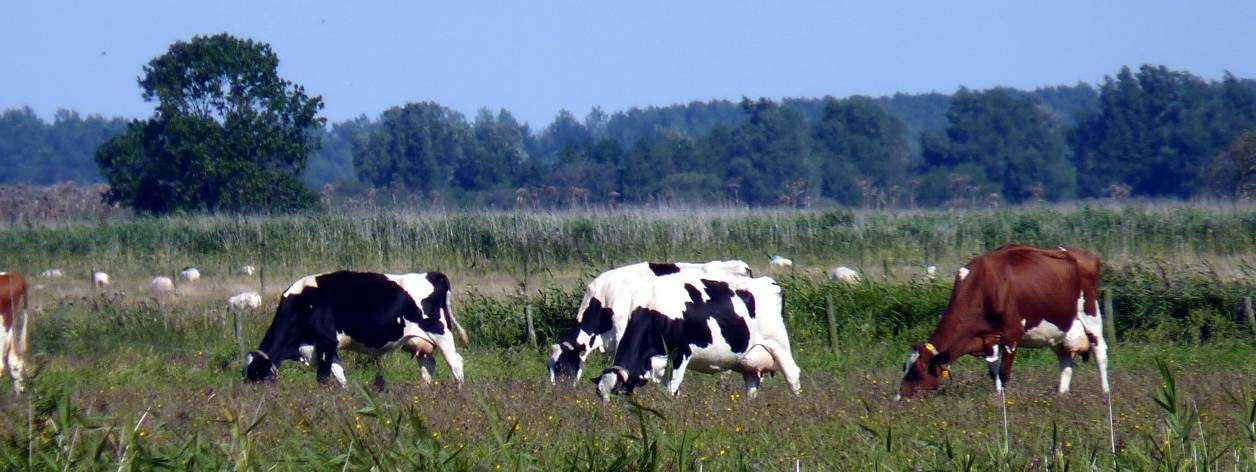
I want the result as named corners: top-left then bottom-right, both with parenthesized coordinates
top-left (91, 271), bottom-right (110, 287)
top-left (897, 245), bottom-right (1109, 399)
top-left (240, 265), bottom-right (256, 276)
top-left (548, 260), bottom-right (751, 384)
top-left (150, 276), bottom-right (175, 294)
top-left (0, 272), bottom-right (28, 394)
top-left (180, 267), bottom-right (201, 282)
top-left (227, 291), bottom-right (262, 310)
top-left (244, 271), bottom-right (469, 387)
top-left (769, 256), bottom-right (793, 269)
top-left (595, 272), bottom-right (801, 402)
top-left (829, 266), bottom-right (861, 284)
top-left (40, 269), bottom-right (63, 278)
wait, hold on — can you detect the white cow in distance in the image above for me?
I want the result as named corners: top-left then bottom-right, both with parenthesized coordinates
top-left (91, 271), bottom-right (110, 287)
top-left (769, 256), bottom-right (793, 269)
top-left (829, 266), bottom-right (861, 284)
top-left (180, 267), bottom-right (201, 282)
top-left (150, 276), bottom-right (175, 294)
top-left (228, 291), bottom-right (262, 310)
top-left (40, 269), bottom-right (64, 278)
top-left (240, 265), bottom-right (256, 276)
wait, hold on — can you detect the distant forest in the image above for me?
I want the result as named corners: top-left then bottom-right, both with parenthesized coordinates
top-left (4, 64), bottom-right (1256, 208)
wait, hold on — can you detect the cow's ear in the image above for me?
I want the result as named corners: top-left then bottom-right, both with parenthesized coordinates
top-left (930, 352), bottom-right (951, 368)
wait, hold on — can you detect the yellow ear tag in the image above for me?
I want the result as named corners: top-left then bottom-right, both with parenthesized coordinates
top-left (940, 369), bottom-right (950, 379)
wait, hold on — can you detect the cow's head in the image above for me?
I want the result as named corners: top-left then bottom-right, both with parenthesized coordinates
top-left (897, 343), bottom-right (951, 399)
top-left (243, 351), bottom-right (278, 382)
top-left (548, 341), bottom-right (587, 385)
top-left (594, 366), bottom-right (648, 402)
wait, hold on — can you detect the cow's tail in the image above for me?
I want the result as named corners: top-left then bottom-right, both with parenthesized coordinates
top-left (445, 292), bottom-right (469, 345)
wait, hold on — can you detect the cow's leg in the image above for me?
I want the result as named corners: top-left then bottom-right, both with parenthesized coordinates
top-left (983, 343), bottom-right (1003, 393)
top-left (6, 346), bottom-right (22, 395)
top-left (416, 353), bottom-right (437, 384)
top-left (992, 346), bottom-right (1018, 393)
top-left (1077, 298), bottom-right (1111, 394)
top-left (742, 371), bottom-right (762, 399)
top-left (665, 354), bottom-right (692, 397)
top-left (315, 343), bottom-right (347, 386)
top-left (1056, 350), bottom-right (1075, 394)
top-left (0, 330), bottom-right (15, 395)
top-left (371, 357), bottom-right (386, 392)
top-left (433, 335), bottom-right (465, 387)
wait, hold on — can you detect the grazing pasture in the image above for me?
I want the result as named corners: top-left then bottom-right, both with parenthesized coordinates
top-left (0, 204), bottom-right (1255, 469)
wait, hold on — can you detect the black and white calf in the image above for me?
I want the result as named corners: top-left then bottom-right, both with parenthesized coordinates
top-left (595, 272), bottom-right (801, 402)
top-left (548, 260), bottom-right (750, 385)
top-left (243, 271), bottom-right (468, 387)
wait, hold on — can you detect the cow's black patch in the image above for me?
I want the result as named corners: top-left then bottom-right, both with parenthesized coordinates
top-left (419, 272), bottom-right (450, 336)
top-left (608, 278), bottom-right (753, 390)
top-left (649, 263), bottom-right (681, 276)
top-left (735, 289), bottom-right (756, 318)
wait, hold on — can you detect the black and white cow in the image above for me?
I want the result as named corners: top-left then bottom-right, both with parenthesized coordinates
top-left (548, 260), bottom-right (751, 385)
top-left (243, 271), bottom-right (468, 387)
top-left (595, 272), bottom-right (801, 402)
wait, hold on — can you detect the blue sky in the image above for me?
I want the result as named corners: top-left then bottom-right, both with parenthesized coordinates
top-left (2, 1), bottom-right (1253, 129)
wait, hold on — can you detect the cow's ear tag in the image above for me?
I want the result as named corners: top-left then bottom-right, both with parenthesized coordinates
top-left (940, 368), bottom-right (950, 379)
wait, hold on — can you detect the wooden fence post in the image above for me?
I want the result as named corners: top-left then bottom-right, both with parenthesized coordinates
top-left (525, 305), bottom-right (537, 348)
top-left (1102, 288), bottom-right (1116, 343)
top-left (233, 309), bottom-right (245, 354)
top-left (826, 295), bottom-right (839, 354)
top-left (1244, 296), bottom-right (1255, 337)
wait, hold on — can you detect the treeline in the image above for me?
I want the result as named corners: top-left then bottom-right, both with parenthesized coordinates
top-left (0, 108), bottom-right (127, 184)
top-left (5, 64), bottom-right (1256, 207)
top-left (310, 64), bottom-right (1256, 207)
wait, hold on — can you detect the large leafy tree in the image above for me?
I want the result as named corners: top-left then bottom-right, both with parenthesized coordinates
top-left (920, 87), bottom-right (1075, 204)
top-left (1072, 66), bottom-right (1256, 198)
top-left (812, 97), bottom-right (911, 205)
top-left (353, 102), bottom-right (471, 192)
top-left (726, 98), bottom-right (816, 206)
top-left (95, 34), bottom-right (323, 213)
top-left (1207, 129), bottom-right (1256, 200)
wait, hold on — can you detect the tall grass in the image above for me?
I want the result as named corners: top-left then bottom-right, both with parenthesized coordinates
top-left (2, 204), bottom-right (1255, 282)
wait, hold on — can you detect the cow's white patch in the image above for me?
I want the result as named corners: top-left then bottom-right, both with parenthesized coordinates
top-left (1021, 319), bottom-right (1090, 351)
top-left (384, 273), bottom-right (438, 313)
top-left (330, 362), bottom-right (346, 386)
top-left (297, 345), bottom-right (314, 365)
top-left (337, 332), bottom-right (403, 356)
top-left (1021, 320), bottom-right (1065, 347)
top-left (0, 272), bottom-right (7, 276)
top-left (283, 274), bottom-right (320, 296)
top-left (957, 267), bottom-right (969, 280)
top-left (903, 350), bottom-right (920, 372)
top-left (984, 345), bottom-right (1000, 363)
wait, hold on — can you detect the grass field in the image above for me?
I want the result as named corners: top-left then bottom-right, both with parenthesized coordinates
top-left (1, 204), bottom-right (1255, 470)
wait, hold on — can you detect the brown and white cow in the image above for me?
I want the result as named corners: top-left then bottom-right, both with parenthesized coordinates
top-left (897, 245), bottom-right (1109, 399)
top-left (0, 272), bottom-right (29, 394)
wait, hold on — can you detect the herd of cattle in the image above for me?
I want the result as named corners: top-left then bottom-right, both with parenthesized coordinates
top-left (0, 244), bottom-right (1110, 403)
